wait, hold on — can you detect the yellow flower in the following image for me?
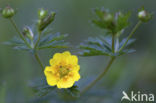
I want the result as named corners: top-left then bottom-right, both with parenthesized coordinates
top-left (44, 51), bottom-right (80, 89)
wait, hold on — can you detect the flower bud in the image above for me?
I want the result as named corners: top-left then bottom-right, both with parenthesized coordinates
top-left (2, 6), bottom-right (15, 18)
top-left (38, 11), bottom-right (56, 31)
top-left (23, 26), bottom-right (34, 40)
top-left (38, 8), bottom-right (48, 20)
top-left (138, 10), bottom-right (152, 22)
top-left (103, 13), bottom-right (113, 23)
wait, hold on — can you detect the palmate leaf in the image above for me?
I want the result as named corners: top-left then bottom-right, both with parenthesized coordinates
top-left (118, 49), bottom-right (136, 56)
top-left (119, 38), bottom-right (136, 49)
top-left (3, 36), bottom-right (31, 51)
top-left (79, 37), bottom-right (112, 56)
top-left (79, 36), bottom-right (136, 57)
top-left (117, 38), bottom-right (136, 56)
top-left (38, 32), bottom-right (69, 50)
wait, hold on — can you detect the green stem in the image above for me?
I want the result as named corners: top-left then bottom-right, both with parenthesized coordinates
top-left (9, 18), bottom-right (31, 48)
top-left (80, 57), bottom-right (116, 95)
top-left (119, 21), bottom-right (142, 52)
top-left (112, 35), bottom-right (115, 53)
top-left (34, 53), bottom-right (44, 71)
top-left (9, 18), bottom-right (44, 71)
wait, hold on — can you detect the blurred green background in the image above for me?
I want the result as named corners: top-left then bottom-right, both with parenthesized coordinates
top-left (0, 0), bottom-right (156, 103)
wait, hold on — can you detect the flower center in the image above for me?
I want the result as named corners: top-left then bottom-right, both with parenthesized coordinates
top-left (59, 65), bottom-right (70, 78)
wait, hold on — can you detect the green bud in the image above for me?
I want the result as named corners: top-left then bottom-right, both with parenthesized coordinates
top-left (38, 8), bottom-right (48, 20)
top-left (23, 26), bottom-right (34, 40)
top-left (103, 13), bottom-right (113, 22)
top-left (2, 6), bottom-right (15, 18)
top-left (138, 10), bottom-right (152, 22)
top-left (38, 11), bottom-right (56, 31)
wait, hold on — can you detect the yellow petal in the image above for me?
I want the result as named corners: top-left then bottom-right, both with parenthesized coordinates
top-left (44, 66), bottom-right (52, 76)
top-left (44, 66), bottom-right (58, 86)
top-left (57, 77), bottom-right (75, 89)
top-left (46, 74), bottom-right (58, 86)
top-left (49, 53), bottom-right (61, 65)
top-left (67, 55), bottom-right (78, 66)
top-left (62, 51), bottom-right (71, 56)
top-left (71, 71), bottom-right (81, 81)
top-left (72, 65), bottom-right (80, 72)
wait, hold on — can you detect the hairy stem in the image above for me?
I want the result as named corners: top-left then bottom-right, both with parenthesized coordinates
top-left (119, 21), bottom-right (142, 52)
top-left (9, 18), bottom-right (31, 48)
top-left (34, 53), bottom-right (44, 71)
top-left (80, 57), bottom-right (116, 95)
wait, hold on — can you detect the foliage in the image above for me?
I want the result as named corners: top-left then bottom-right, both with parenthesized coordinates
top-left (92, 8), bottom-right (130, 35)
top-left (4, 29), bottom-right (69, 53)
top-left (1, 5), bottom-right (151, 103)
top-left (78, 8), bottom-right (138, 57)
top-left (79, 36), bottom-right (136, 57)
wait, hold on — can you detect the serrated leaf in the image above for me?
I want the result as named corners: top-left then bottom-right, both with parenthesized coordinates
top-left (13, 45), bottom-right (30, 51)
top-left (92, 19), bottom-right (115, 33)
top-left (92, 8), bottom-right (131, 35)
top-left (119, 38), bottom-right (136, 48)
top-left (94, 8), bottom-right (105, 19)
top-left (115, 12), bottom-right (131, 33)
top-left (78, 50), bottom-right (110, 56)
top-left (118, 49), bottom-right (136, 56)
top-left (38, 32), bottom-right (69, 49)
top-left (3, 36), bottom-right (31, 51)
top-left (78, 36), bottom-right (112, 56)
top-left (3, 36), bottom-right (24, 46)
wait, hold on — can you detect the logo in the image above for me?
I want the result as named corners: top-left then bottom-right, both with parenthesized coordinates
top-left (121, 91), bottom-right (155, 102)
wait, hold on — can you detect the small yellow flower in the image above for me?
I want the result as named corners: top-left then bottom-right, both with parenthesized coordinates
top-left (44, 51), bottom-right (80, 89)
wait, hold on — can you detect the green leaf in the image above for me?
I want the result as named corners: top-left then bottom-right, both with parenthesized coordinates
top-left (57, 85), bottom-right (80, 101)
top-left (78, 36), bottom-right (112, 56)
top-left (14, 45), bottom-right (30, 51)
top-left (38, 41), bottom-right (69, 50)
top-left (92, 8), bottom-right (131, 35)
top-left (29, 78), bottom-right (56, 97)
top-left (94, 8), bottom-right (105, 19)
top-left (119, 38), bottom-right (136, 48)
top-left (3, 36), bottom-right (24, 46)
top-left (118, 49), bottom-right (136, 56)
top-left (115, 12), bottom-right (131, 34)
top-left (38, 32), bottom-right (69, 49)
top-left (3, 36), bottom-right (31, 51)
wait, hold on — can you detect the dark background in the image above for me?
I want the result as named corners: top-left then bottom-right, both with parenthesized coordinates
top-left (0, 0), bottom-right (156, 103)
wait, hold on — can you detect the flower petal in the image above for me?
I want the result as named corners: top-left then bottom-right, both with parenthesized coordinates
top-left (49, 53), bottom-right (61, 65)
top-left (67, 55), bottom-right (78, 66)
top-left (46, 74), bottom-right (58, 86)
top-left (72, 65), bottom-right (80, 72)
top-left (71, 71), bottom-right (81, 81)
top-left (44, 66), bottom-right (58, 86)
top-left (57, 77), bottom-right (75, 89)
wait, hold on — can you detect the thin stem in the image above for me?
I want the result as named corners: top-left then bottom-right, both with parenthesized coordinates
top-left (9, 18), bottom-right (44, 71)
top-left (9, 18), bottom-right (31, 48)
top-left (119, 21), bottom-right (142, 52)
top-left (34, 53), bottom-right (44, 71)
top-left (112, 35), bottom-right (115, 53)
top-left (80, 57), bottom-right (116, 95)
top-left (34, 31), bottom-right (41, 49)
